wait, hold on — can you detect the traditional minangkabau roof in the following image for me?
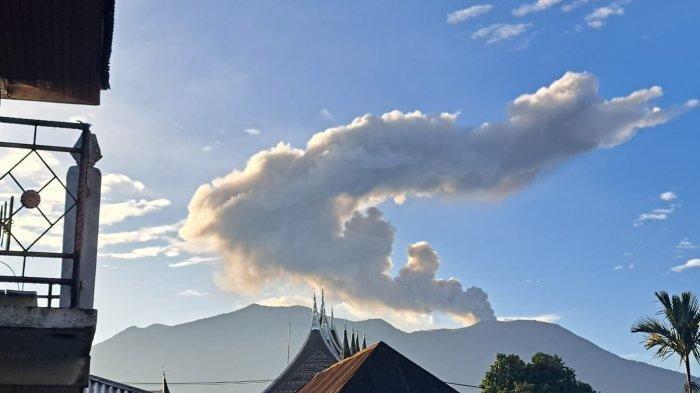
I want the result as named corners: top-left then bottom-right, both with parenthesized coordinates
top-left (88, 375), bottom-right (153, 393)
top-left (263, 290), bottom-right (342, 393)
top-left (298, 342), bottom-right (459, 393)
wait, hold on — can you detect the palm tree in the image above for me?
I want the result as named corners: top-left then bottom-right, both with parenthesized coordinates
top-left (631, 291), bottom-right (700, 393)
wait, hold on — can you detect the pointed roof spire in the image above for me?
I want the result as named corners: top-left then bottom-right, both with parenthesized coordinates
top-left (342, 325), bottom-right (351, 359)
top-left (162, 366), bottom-right (171, 393)
top-left (350, 330), bottom-right (358, 355)
top-left (320, 287), bottom-right (326, 325)
top-left (311, 292), bottom-right (320, 329)
top-left (362, 332), bottom-right (367, 350)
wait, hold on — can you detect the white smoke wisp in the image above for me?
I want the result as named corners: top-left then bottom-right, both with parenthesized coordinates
top-left (181, 72), bottom-right (696, 324)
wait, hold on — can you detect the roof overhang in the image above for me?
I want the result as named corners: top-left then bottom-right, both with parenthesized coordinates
top-left (0, 0), bottom-right (115, 105)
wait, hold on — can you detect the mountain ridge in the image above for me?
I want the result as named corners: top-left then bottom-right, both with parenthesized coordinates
top-left (91, 303), bottom-right (693, 393)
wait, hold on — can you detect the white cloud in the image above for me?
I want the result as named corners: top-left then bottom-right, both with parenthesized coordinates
top-left (513, 0), bottom-right (562, 16)
top-left (446, 4), bottom-right (493, 25)
top-left (671, 259), bottom-right (700, 273)
top-left (99, 246), bottom-right (168, 259)
top-left (562, 0), bottom-right (600, 12)
top-left (201, 141), bottom-right (221, 152)
top-left (613, 264), bottom-right (635, 271)
top-left (102, 173), bottom-right (145, 195)
top-left (320, 109), bottom-right (335, 120)
top-left (181, 72), bottom-right (694, 324)
top-left (633, 204), bottom-right (679, 227)
top-left (177, 289), bottom-right (210, 297)
top-left (100, 222), bottom-right (182, 247)
top-left (168, 256), bottom-right (218, 268)
top-left (100, 174), bottom-right (172, 226)
top-left (585, 3), bottom-right (624, 29)
top-left (245, 128), bottom-right (261, 136)
top-left (659, 191), bottom-right (677, 201)
top-left (499, 314), bottom-right (561, 323)
top-left (472, 23), bottom-right (532, 44)
top-left (676, 238), bottom-right (697, 251)
top-left (100, 198), bottom-right (171, 225)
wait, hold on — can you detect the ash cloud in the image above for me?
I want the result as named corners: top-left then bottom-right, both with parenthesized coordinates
top-left (181, 72), bottom-right (695, 324)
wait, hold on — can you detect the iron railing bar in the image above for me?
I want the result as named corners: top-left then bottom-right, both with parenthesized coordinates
top-left (0, 141), bottom-right (80, 154)
top-left (26, 211), bottom-right (65, 250)
top-left (0, 116), bottom-right (89, 130)
top-left (50, 201), bottom-right (76, 230)
top-left (0, 250), bottom-right (73, 259)
top-left (35, 206), bottom-right (52, 225)
top-left (8, 173), bottom-right (25, 192)
top-left (34, 150), bottom-right (76, 201)
top-left (5, 230), bottom-right (26, 252)
top-left (0, 275), bottom-right (71, 285)
top-left (37, 175), bottom-right (56, 193)
top-left (10, 203), bottom-right (24, 219)
top-left (20, 256), bottom-right (26, 290)
top-left (0, 149), bottom-right (32, 181)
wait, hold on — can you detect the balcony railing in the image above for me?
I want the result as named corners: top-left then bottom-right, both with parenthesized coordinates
top-left (0, 116), bottom-right (92, 308)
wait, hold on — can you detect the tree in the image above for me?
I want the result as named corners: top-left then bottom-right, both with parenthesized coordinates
top-left (481, 352), bottom-right (596, 393)
top-left (631, 291), bottom-right (700, 393)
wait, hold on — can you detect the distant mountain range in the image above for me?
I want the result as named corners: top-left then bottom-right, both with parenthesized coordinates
top-left (90, 304), bottom-right (693, 393)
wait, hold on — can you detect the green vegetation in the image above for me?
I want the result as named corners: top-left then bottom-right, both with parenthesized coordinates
top-left (632, 291), bottom-right (700, 393)
top-left (481, 352), bottom-right (596, 393)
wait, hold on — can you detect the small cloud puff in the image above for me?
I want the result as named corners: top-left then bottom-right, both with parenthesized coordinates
top-left (659, 191), bottom-right (677, 201)
top-left (472, 23), bottom-right (532, 44)
top-left (178, 289), bottom-right (211, 297)
top-left (585, 3), bottom-right (624, 29)
top-left (671, 259), bottom-right (700, 273)
top-left (513, 0), bottom-right (562, 17)
top-left (447, 4), bottom-right (493, 25)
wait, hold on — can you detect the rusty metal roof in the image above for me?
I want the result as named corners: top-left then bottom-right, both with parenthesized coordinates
top-left (298, 341), bottom-right (459, 393)
top-left (0, 0), bottom-right (115, 105)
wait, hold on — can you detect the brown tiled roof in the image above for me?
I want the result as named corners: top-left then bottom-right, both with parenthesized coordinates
top-left (298, 341), bottom-right (458, 393)
top-left (0, 0), bottom-right (115, 105)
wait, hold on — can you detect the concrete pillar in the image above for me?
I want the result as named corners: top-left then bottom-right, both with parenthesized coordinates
top-left (60, 166), bottom-right (101, 309)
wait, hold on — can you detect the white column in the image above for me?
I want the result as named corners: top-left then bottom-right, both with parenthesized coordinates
top-left (59, 166), bottom-right (101, 309)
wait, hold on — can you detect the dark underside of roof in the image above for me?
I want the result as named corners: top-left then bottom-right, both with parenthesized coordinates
top-left (263, 329), bottom-right (339, 393)
top-left (0, 0), bottom-right (115, 105)
top-left (298, 341), bottom-right (459, 393)
top-left (89, 375), bottom-right (153, 393)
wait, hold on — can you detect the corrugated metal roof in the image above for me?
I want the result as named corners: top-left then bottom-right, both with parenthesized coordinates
top-left (0, 0), bottom-right (115, 105)
top-left (298, 341), bottom-right (458, 393)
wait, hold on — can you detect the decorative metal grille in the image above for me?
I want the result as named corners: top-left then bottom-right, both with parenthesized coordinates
top-left (0, 116), bottom-right (92, 308)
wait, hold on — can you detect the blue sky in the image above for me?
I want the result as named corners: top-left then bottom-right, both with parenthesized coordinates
top-left (1, 0), bottom-right (699, 372)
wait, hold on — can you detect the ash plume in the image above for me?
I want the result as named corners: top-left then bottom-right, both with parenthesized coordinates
top-left (181, 72), bottom-right (696, 324)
